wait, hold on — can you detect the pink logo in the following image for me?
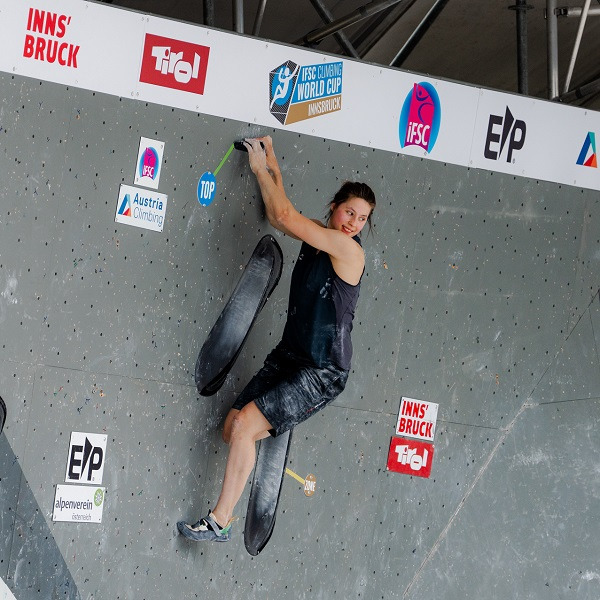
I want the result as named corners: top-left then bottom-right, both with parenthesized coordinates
top-left (138, 146), bottom-right (159, 180)
top-left (399, 82), bottom-right (441, 153)
top-left (141, 147), bottom-right (157, 179)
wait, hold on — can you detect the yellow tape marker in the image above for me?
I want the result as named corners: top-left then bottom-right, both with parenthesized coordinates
top-left (285, 467), bottom-right (305, 485)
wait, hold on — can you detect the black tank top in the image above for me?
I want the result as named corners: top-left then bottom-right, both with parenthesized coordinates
top-left (281, 238), bottom-right (362, 370)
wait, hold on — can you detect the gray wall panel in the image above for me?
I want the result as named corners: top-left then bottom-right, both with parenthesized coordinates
top-left (369, 421), bottom-right (502, 597)
top-left (0, 70), bottom-right (598, 600)
top-left (592, 293), bottom-right (600, 359)
top-left (532, 297), bottom-right (600, 404)
top-left (404, 398), bottom-right (600, 600)
top-left (237, 408), bottom-right (388, 599)
top-left (570, 196), bottom-right (600, 326)
top-left (8, 365), bottom-right (219, 599)
top-left (0, 362), bottom-right (35, 583)
top-left (0, 78), bottom-right (69, 366)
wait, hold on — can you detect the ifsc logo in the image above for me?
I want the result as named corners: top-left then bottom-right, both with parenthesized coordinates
top-left (576, 132), bottom-right (597, 168)
top-left (134, 137), bottom-right (164, 190)
top-left (139, 146), bottom-right (159, 181)
top-left (399, 82), bottom-right (441, 153)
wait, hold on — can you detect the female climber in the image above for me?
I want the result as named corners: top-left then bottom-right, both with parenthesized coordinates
top-left (178, 136), bottom-right (376, 542)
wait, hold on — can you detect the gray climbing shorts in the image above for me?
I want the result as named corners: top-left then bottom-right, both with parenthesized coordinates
top-left (231, 344), bottom-right (348, 437)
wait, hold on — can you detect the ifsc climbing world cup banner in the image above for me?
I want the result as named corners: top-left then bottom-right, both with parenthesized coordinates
top-left (269, 60), bottom-right (343, 126)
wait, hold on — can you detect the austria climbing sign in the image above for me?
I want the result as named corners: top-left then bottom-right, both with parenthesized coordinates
top-left (115, 184), bottom-right (168, 232)
top-left (387, 397), bottom-right (438, 479)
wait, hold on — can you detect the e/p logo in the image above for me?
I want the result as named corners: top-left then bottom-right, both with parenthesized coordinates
top-left (65, 432), bottom-right (107, 484)
top-left (484, 106), bottom-right (526, 163)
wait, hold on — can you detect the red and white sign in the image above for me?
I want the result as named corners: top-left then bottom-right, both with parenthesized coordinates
top-left (139, 33), bottom-right (210, 95)
top-left (23, 7), bottom-right (79, 69)
top-left (387, 436), bottom-right (434, 478)
top-left (395, 397), bottom-right (438, 442)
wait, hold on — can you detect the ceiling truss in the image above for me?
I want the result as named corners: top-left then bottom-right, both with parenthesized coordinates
top-left (102, 0), bottom-right (600, 108)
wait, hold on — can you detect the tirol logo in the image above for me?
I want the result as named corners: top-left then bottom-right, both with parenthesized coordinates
top-left (399, 82), bottom-right (441, 153)
top-left (386, 436), bottom-right (434, 479)
top-left (140, 34), bottom-right (210, 95)
top-left (576, 132), bottom-right (597, 168)
top-left (484, 106), bottom-right (526, 163)
top-left (139, 147), bottom-right (159, 181)
top-left (269, 59), bottom-right (343, 125)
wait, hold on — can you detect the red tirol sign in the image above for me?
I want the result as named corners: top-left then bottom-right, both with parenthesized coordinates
top-left (139, 34), bottom-right (210, 95)
top-left (386, 436), bottom-right (434, 479)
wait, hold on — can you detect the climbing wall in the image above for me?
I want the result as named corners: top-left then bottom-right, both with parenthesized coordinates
top-left (0, 3), bottom-right (598, 600)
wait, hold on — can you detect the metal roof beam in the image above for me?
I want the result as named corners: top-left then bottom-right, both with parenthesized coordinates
top-left (309, 0), bottom-right (360, 58)
top-left (556, 5), bottom-right (600, 16)
top-left (563, 0), bottom-right (593, 93)
top-left (295, 0), bottom-right (405, 47)
top-left (389, 0), bottom-right (451, 68)
top-left (204, 0), bottom-right (215, 26)
top-left (510, 0), bottom-right (534, 96)
top-left (547, 0), bottom-right (600, 101)
top-left (233, 0), bottom-right (244, 32)
top-left (252, 0), bottom-right (268, 36)
top-left (559, 75), bottom-right (600, 103)
top-left (547, 0), bottom-right (559, 98)
top-left (350, 0), bottom-right (418, 58)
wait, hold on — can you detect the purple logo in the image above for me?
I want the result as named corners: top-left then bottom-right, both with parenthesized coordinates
top-left (399, 82), bottom-right (441, 153)
top-left (139, 146), bottom-right (159, 180)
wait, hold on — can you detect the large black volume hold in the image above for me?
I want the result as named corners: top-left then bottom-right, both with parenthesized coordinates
top-left (0, 396), bottom-right (6, 434)
top-left (195, 235), bottom-right (283, 396)
top-left (244, 428), bottom-right (293, 555)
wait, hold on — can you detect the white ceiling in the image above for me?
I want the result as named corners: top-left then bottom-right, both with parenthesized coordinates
top-left (106, 0), bottom-right (600, 111)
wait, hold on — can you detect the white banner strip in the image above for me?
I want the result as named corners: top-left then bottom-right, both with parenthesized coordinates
top-left (1, 0), bottom-right (599, 190)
